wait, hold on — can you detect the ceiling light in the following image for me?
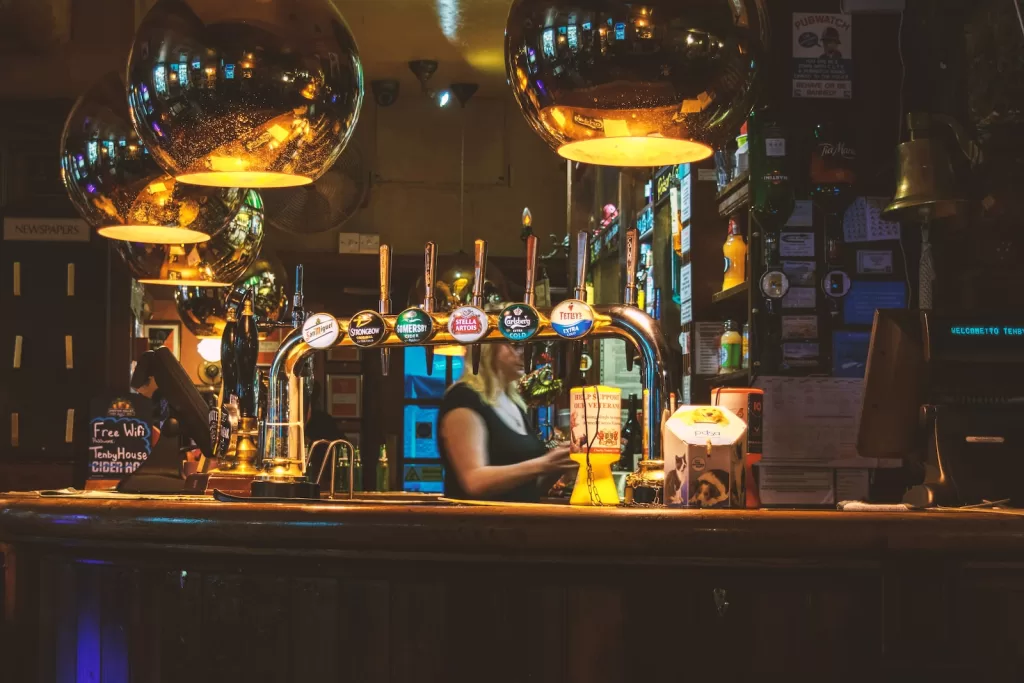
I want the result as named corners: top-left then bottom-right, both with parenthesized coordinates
top-left (126, 0), bottom-right (364, 189)
top-left (438, 90), bottom-right (452, 107)
top-left (61, 72), bottom-right (244, 243)
top-left (504, 0), bottom-right (768, 166)
top-left (116, 190), bottom-right (265, 286)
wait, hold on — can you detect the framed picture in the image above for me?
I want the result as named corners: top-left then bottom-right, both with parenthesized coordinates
top-left (325, 374), bottom-right (362, 419)
top-left (144, 322), bottom-right (181, 360)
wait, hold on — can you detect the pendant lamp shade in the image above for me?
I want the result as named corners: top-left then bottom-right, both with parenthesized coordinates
top-left (505, 0), bottom-right (769, 167)
top-left (60, 72), bottom-right (244, 243)
top-left (126, 0), bottom-right (364, 189)
top-left (175, 250), bottom-right (290, 338)
top-left (115, 189), bottom-right (265, 286)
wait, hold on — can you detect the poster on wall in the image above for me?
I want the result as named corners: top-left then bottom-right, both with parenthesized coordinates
top-left (792, 13), bottom-right (853, 99)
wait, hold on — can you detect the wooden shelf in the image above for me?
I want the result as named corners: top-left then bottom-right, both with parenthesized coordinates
top-left (707, 369), bottom-right (750, 386)
top-left (717, 172), bottom-right (750, 218)
top-left (716, 171), bottom-right (749, 202)
top-left (711, 281), bottom-right (749, 305)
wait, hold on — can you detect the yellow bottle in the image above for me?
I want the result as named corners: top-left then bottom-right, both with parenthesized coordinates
top-left (722, 217), bottom-right (747, 291)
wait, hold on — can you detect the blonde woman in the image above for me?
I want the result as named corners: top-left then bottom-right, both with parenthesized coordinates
top-left (438, 344), bottom-right (574, 502)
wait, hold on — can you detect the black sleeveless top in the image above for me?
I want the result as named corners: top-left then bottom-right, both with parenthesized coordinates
top-left (438, 384), bottom-right (547, 503)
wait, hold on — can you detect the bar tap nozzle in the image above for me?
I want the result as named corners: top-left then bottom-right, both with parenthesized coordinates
top-left (422, 242), bottom-right (437, 374)
top-left (379, 245), bottom-right (392, 376)
top-left (470, 239), bottom-right (487, 375)
top-left (623, 228), bottom-right (639, 372)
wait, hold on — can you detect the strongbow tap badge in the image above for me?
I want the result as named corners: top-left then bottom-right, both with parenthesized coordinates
top-left (550, 299), bottom-right (595, 339)
top-left (347, 310), bottom-right (389, 347)
top-left (447, 306), bottom-right (489, 343)
top-left (394, 308), bottom-right (435, 344)
top-left (498, 304), bottom-right (540, 342)
top-left (302, 313), bottom-right (340, 349)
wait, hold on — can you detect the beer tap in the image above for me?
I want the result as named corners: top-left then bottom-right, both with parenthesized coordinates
top-left (470, 239), bottom-right (487, 375)
top-left (522, 234), bottom-right (538, 372)
top-left (422, 241), bottom-right (437, 375)
top-left (569, 231), bottom-right (589, 384)
top-left (623, 227), bottom-right (639, 372)
top-left (291, 264), bottom-right (305, 329)
top-left (379, 245), bottom-right (392, 377)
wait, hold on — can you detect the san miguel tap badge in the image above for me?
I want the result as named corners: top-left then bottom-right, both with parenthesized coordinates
top-left (498, 303), bottom-right (540, 342)
top-left (447, 306), bottom-right (489, 344)
top-left (394, 308), bottom-right (435, 344)
top-left (347, 310), bottom-right (389, 347)
top-left (550, 299), bottom-right (595, 339)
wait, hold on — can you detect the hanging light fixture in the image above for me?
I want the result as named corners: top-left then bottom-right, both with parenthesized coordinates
top-left (115, 189), bottom-right (265, 286)
top-left (505, 0), bottom-right (768, 167)
top-left (61, 73), bottom-right (244, 243)
top-left (175, 250), bottom-right (290, 339)
top-left (126, 0), bottom-right (364, 189)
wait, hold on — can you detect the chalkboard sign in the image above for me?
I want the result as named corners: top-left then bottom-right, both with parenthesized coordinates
top-left (87, 395), bottom-right (154, 480)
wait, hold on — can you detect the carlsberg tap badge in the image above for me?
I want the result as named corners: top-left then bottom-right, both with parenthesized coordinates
top-left (498, 303), bottom-right (539, 342)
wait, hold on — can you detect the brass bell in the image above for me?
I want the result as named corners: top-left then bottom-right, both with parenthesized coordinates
top-left (883, 113), bottom-right (969, 222)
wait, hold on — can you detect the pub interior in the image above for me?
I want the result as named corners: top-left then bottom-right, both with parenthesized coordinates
top-left (3, 0), bottom-right (1024, 679)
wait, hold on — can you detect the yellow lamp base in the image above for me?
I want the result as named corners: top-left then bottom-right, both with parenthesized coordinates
top-left (569, 452), bottom-right (620, 506)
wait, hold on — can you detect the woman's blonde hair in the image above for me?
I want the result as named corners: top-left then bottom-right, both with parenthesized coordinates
top-left (450, 344), bottom-right (527, 412)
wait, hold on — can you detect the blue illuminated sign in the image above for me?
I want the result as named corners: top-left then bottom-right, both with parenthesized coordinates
top-left (950, 326), bottom-right (1024, 337)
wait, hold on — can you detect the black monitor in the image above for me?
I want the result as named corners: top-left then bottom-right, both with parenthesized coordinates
top-left (150, 346), bottom-right (214, 458)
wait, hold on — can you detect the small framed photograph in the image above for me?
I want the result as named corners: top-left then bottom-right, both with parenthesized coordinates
top-left (144, 322), bottom-right (181, 360)
top-left (325, 374), bottom-right (362, 419)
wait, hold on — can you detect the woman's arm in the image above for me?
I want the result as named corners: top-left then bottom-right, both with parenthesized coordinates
top-left (440, 408), bottom-right (572, 499)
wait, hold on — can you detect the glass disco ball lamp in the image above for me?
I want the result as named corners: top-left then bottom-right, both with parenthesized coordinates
top-left (61, 72), bottom-right (244, 243)
top-left (505, 0), bottom-right (769, 166)
top-left (116, 189), bottom-right (265, 286)
top-left (175, 250), bottom-right (290, 338)
top-left (126, 0), bottom-right (364, 189)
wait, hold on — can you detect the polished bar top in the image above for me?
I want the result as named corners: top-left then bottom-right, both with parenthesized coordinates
top-left (2, 493), bottom-right (1024, 561)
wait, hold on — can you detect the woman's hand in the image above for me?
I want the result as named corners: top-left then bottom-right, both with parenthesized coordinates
top-left (541, 445), bottom-right (577, 474)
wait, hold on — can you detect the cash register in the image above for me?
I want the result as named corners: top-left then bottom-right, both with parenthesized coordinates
top-left (858, 311), bottom-right (1024, 507)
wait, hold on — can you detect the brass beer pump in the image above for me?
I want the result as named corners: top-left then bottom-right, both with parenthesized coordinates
top-left (470, 239), bottom-right (487, 375)
top-left (258, 237), bottom-right (674, 499)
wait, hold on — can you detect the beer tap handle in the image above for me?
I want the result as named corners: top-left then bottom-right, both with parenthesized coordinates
top-left (422, 242), bottom-right (437, 375)
top-left (575, 231), bottom-right (589, 301)
top-left (624, 228), bottom-right (638, 307)
top-left (292, 264), bottom-right (305, 328)
top-left (471, 239), bottom-right (487, 376)
top-left (379, 245), bottom-right (392, 377)
top-left (524, 234), bottom-right (538, 308)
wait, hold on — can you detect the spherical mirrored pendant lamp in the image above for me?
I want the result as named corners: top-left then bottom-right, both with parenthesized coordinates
top-left (126, 0), bottom-right (364, 189)
top-left (61, 72), bottom-right (244, 243)
top-left (115, 189), bottom-right (265, 286)
top-left (175, 250), bottom-right (290, 338)
top-left (505, 0), bottom-right (769, 167)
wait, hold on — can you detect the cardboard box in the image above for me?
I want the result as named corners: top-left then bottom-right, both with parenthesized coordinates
top-left (664, 405), bottom-right (747, 507)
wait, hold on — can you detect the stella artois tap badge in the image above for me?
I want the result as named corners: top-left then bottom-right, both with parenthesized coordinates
top-left (498, 302), bottom-right (540, 342)
top-left (447, 305), bottom-right (489, 344)
top-left (550, 299), bottom-right (595, 340)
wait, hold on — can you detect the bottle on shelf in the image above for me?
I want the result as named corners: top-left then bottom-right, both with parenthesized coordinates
top-left (742, 323), bottom-right (750, 370)
top-left (720, 321), bottom-right (743, 374)
top-left (377, 444), bottom-right (390, 492)
top-left (749, 109), bottom-right (796, 226)
top-left (722, 216), bottom-right (747, 291)
top-left (618, 394), bottom-right (642, 472)
top-left (233, 289), bottom-right (259, 417)
top-left (353, 447), bottom-right (363, 492)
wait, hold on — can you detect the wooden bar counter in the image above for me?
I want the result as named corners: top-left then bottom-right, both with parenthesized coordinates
top-left (3, 493), bottom-right (1024, 680)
